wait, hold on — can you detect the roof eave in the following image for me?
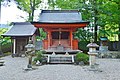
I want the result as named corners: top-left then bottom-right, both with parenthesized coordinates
top-left (31, 21), bottom-right (89, 24)
top-left (2, 34), bottom-right (33, 37)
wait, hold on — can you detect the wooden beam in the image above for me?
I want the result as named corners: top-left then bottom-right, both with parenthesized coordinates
top-left (33, 23), bottom-right (88, 28)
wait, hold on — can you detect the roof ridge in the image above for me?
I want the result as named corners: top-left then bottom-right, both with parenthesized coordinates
top-left (12, 22), bottom-right (32, 25)
top-left (41, 10), bottom-right (79, 13)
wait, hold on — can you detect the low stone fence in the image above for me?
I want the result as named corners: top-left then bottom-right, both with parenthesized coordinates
top-left (98, 51), bottom-right (120, 58)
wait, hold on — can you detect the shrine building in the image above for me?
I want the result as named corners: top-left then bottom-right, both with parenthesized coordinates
top-left (32, 10), bottom-right (89, 54)
top-left (2, 22), bottom-right (40, 57)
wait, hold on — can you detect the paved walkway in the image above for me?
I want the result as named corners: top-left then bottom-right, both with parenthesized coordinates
top-left (0, 56), bottom-right (120, 80)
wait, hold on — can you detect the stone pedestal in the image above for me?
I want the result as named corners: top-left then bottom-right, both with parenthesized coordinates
top-left (88, 52), bottom-right (98, 66)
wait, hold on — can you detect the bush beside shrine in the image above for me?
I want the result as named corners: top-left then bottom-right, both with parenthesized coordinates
top-left (75, 52), bottom-right (89, 65)
top-left (33, 50), bottom-right (47, 65)
top-left (1, 43), bottom-right (11, 53)
top-left (78, 41), bottom-right (89, 53)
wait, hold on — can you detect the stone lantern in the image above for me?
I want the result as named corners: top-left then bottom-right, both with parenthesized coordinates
top-left (25, 40), bottom-right (35, 68)
top-left (87, 39), bottom-right (99, 66)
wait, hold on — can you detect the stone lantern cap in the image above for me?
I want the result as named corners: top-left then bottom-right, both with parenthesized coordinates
top-left (87, 39), bottom-right (99, 48)
top-left (25, 40), bottom-right (35, 49)
top-left (87, 43), bottom-right (99, 48)
top-left (25, 44), bottom-right (35, 49)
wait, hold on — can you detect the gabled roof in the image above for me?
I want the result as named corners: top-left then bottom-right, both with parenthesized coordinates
top-left (2, 22), bottom-right (37, 37)
top-left (38, 10), bottom-right (87, 23)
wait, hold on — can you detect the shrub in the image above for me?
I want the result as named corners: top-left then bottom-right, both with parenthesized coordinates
top-left (33, 50), bottom-right (47, 64)
top-left (75, 52), bottom-right (89, 65)
top-left (1, 43), bottom-right (11, 53)
top-left (78, 41), bottom-right (89, 52)
top-left (34, 51), bottom-right (43, 62)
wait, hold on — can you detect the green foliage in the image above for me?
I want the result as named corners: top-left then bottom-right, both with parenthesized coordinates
top-left (33, 50), bottom-right (47, 64)
top-left (15, 0), bottom-right (41, 21)
top-left (0, 28), bottom-right (7, 34)
top-left (34, 51), bottom-right (43, 62)
top-left (48, 0), bottom-right (120, 41)
top-left (0, 28), bottom-right (11, 53)
top-left (75, 52), bottom-right (89, 65)
top-left (1, 43), bottom-right (11, 53)
top-left (98, 0), bottom-right (120, 41)
top-left (36, 28), bottom-right (46, 41)
top-left (3, 52), bottom-right (11, 56)
top-left (0, 28), bottom-right (11, 45)
top-left (78, 41), bottom-right (89, 51)
top-left (74, 28), bottom-right (93, 41)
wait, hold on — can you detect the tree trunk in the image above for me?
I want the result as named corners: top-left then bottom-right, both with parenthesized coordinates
top-left (94, 17), bottom-right (98, 42)
top-left (31, 0), bottom-right (35, 22)
top-left (28, 13), bottom-right (31, 21)
top-left (93, 0), bottom-right (98, 42)
top-left (29, 0), bottom-right (35, 22)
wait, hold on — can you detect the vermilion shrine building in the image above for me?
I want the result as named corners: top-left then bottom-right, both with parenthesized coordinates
top-left (32, 10), bottom-right (89, 54)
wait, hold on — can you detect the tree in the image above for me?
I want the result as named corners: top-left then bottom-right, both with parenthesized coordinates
top-left (48, 0), bottom-right (102, 42)
top-left (50, 0), bottom-right (120, 41)
top-left (15, 0), bottom-right (41, 21)
top-left (48, 0), bottom-right (56, 9)
top-left (100, 0), bottom-right (120, 41)
top-left (74, 28), bottom-right (93, 41)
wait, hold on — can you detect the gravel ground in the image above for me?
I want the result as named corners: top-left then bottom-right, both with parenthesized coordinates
top-left (0, 56), bottom-right (120, 80)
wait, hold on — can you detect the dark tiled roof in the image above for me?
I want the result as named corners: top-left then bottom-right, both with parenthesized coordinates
top-left (39, 10), bottom-right (86, 23)
top-left (2, 22), bottom-right (37, 37)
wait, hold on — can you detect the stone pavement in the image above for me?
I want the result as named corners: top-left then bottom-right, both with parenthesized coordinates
top-left (0, 56), bottom-right (120, 80)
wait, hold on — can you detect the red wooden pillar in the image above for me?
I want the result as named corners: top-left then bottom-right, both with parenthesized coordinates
top-left (49, 31), bottom-right (52, 46)
top-left (48, 31), bottom-right (51, 48)
top-left (70, 29), bottom-right (73, 49)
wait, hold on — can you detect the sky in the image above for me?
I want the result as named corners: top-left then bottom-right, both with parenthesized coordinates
top-left (1, 1), bottom-right (27, 24)
top-left (1, 0), bottom-right (48, 24)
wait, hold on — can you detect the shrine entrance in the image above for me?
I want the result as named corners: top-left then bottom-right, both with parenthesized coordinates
top-left (52, 31), bottom-right (69, 40)
top-left (51, 31), bottom-right (70, 49)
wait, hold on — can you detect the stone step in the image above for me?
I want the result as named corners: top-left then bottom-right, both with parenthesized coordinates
top-left (47, 55), bottom-right (74, 64)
